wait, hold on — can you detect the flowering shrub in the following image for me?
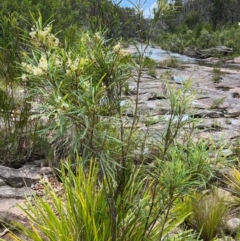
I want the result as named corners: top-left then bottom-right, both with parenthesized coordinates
top-left (21, 16), bottom-right (133, 167)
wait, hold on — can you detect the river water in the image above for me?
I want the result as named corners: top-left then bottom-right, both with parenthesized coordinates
top-left (147, 46), bottom-right (195, 63)
top-left (132, 43), bottom-right (195, 63)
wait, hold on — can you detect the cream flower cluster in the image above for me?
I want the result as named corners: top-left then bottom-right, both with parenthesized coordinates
top-left (21, 62), bottom-right (43, 78)
top-left (21, 54), bottom-right (48, 78)
top-left (21, 49), bottom-right (91, 81)
top-left (113, 43), bottom-right (121, 53)
top-left (39, 54), bottom-right (48, 71)
top-left (113, 43), bottom-right (129, 58)
top-left (65, 52), bottom-right (90, 77)
top-left (29, 25), bottom-right (59, 48)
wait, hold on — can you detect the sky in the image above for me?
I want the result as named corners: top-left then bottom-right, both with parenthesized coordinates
top-left (116, 0), bottom-right (156, 8)
top-left (113, 0), bottom-right (157, 18)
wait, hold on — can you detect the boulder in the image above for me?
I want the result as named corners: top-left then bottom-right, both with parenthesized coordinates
top-left (0, 160), bottom-right (43, 188)
top-left (197, 46), bottom-right (233, 59)
top-left (0, 185), bottom-right (33, 198)
top-left (39, 167), bottom-right (53, 175)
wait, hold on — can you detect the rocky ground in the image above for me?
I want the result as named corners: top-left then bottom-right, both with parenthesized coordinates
top-left (0, 161), bottom-right (57, 240)
top-left (0, 55), bottom-right (240, 240)
top-left (126, 56), bottom-right (240, 143)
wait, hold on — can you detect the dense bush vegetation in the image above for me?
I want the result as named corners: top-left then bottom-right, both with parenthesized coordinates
top-left (156, 23), bottom-right (240, 56)
top-left (155, 0), bottom-right (240, 56)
